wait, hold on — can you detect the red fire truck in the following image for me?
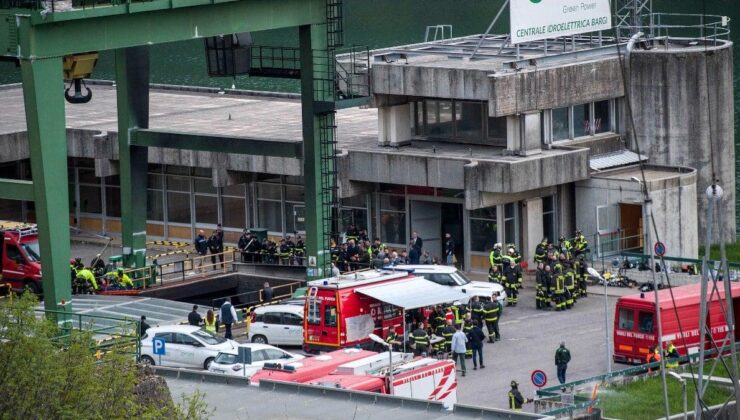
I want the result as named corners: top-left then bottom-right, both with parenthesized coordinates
top-left (251, 348), bottom-right (458, 407)
top-left (303, 270), bottom-right (417, 353)
top-left (613, 282), bottom-right (740, 364)
top-left (0, 221), bottom-right (43, 294)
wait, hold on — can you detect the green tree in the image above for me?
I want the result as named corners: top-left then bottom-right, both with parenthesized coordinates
top-left (0, 293), bottom-right (211, 419)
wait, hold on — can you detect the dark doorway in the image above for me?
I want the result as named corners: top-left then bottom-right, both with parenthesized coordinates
top-left (441, 203), bottom-right (463, 269)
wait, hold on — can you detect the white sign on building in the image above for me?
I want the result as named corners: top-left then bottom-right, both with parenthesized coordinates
top-left (510, 0), bottom-right (612, 44)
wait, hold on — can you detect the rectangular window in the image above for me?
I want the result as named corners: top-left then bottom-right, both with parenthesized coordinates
top-left (619, 308), bottom-right (634, 330)
top-left (542, 195), bottom-right (557, 243)
top-left (470, 207), bottom-right (497, 253)
top-left (167, 175), bottom-right (190, 192)
top-left (638, 311), bottom-right (654, 333)
top-left (552, 107), bottom-right (570, 141)
top-left (455, 101), bottom-right (483, 140)
top-left (147, 190), bottom-right (164, 222)
top-left (257, 200), bottom-right (282, 232)
top-left (167, 192), bottom-right (191, 224)
top-left (308, 300), bottom-right (321, 325)
top-left (504, 202), bottom-right (518, 246)
top-left (263, 313), bottom-right (282, 324)
top-left (79, 185), bottom-right (102, 214)
top-left (487, 116), bottom-right (507, 145)
top-left (324, 305), bottom-right (337, 327)
top-left (379, 193), bottom-right (406, 245)
top-left (573, 103), bottom-right (589, 137)
top-left (221, 196), bottom-right (245, 229)
top-left (193, 178), bottom-right (216, 194)
top-left (285, 203), bottom-right (305, 233)
top-left (194, 195), bottom-right (218, 225)
top-left (593, 100), bottom-right (610, 134)
top-left (105, 186), bottom-right (121, 218)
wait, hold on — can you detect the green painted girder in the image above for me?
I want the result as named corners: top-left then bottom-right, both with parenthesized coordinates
top-left (130, 128), bottom-right (303, 158)
top-left (2, 0), bottom-right (325, 59)
top-left (0, 178), bottom-right (34, 201)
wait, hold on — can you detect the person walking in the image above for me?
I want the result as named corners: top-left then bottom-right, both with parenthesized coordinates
top-left (467, 320), bottom-right (486, 370)
top-left (188, 305), bottom-right (202, 326)
top-left (262, 282), bottom-right (274, 302)
top-left (451, 324), bottom-right (468, 377)
top-left (204, 309), bottom-right (217, 333)
top-left (139, 315), bottom-right (151, 337)
top-left (220, 298), bottom-right (238, 339)
top-left (555, 341), bottom-right (571, 389)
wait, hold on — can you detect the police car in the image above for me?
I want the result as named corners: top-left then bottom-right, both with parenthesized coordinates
top-left (391, 265), bottom-right (507, 304)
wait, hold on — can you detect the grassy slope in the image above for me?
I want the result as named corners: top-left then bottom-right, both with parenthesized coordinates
top-left (596, 375), bottom-right (732, 419)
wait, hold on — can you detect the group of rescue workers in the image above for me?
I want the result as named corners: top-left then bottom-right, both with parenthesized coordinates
top-left (69, 255), bottom-right (134, 294)
top-left (488, 230), bottom-right (591, 311)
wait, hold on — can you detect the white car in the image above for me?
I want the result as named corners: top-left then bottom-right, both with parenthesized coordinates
top-left (207, 343), bottom-right (305, 377)
top-left (139, 325), bottom-right (238, 370)
top-left (250, 304), bottom-right (304, 346)
top-left (392, 265), bottom-right (507, 304)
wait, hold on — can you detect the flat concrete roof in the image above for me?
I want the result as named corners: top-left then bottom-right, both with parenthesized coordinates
top-left (0, 84), bottom-right (378, 146)
top-left (591, 165), bottom-right (695, 182)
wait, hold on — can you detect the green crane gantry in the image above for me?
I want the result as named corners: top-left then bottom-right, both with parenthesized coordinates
top-left (0, 0), bottom-right (349, 311)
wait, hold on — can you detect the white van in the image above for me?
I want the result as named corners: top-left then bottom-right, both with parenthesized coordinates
top-left (249, 304), bottom-right (304, 346)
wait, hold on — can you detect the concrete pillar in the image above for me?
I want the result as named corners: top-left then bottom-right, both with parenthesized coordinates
top-left (506, 112), bottom-right (542, 156)
top-left (378, 104), bottom-right (412, 146)
top-left (522, 197), bottom-right (544, 268)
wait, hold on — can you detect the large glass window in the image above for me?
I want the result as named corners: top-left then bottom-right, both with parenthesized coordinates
top-left (79, 185), bottom-right (102, 214)
top-left (417, 99), bottom-right (501, 144)
top-left (105, 186), bottom-right (121, 218)
top-left (552, 107), bottom-right (570, 141)
top-left (257, 183), bottom-right (283, 232)
top-left (147, 170), bottom-right (164, 222)
top-left (222, 194), bottom-right (246, 229)
top-left (470, 207), bottom-right (497, 253)
top-left (455, 101), bottom-right (483, 140)
top-left (542, 195), bottom-right (557, 243)
top-left (504, 202), bottom-right (518, 246)
top-left (167, 192), bottom-right (191, 224)
top-left (573, 103), bottom-right (589, 138)
top-left (379, 193), bottom-right (406, 245)
top-left (487, 116), bottom-right (507, 145)
top-left (593, 100), bottom-right (610, 134)
top-left (638, 311), bottom-right (654, 333)
top-left (195, 195), bottom-right (218, 225)
top-left (340, 195), bottom-right (368, 233)
top-left (619, 308), bottom-right (634, 330)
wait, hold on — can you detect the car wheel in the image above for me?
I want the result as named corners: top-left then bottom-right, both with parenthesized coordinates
top-left (139, 355), bottom-right (155, 366)
top-left (204, 357), bottom-right (215, 370)
top-left (251, 334), bottom-right (268, 344)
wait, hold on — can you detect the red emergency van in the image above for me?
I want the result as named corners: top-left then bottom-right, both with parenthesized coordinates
top-left (303, 270), bottom-right (416, 353)
top-left (249, 348), bottom-right (375, 385)
top-left (0, 222), bottom-right (43, 294)
top-left (613, 282), bottom-right (740, 364)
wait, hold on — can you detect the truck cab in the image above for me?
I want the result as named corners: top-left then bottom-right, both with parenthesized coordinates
top-left (0, 222), bottom-right (42, 294)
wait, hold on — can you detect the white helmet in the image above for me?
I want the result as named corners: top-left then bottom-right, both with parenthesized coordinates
top-left (494, 243), bottom-right (502, 249)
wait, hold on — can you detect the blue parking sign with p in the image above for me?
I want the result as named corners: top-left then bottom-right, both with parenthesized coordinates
top-left (153, 337), bottom-right (166, 355)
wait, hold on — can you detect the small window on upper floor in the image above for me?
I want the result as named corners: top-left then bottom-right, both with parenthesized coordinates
top-left (547, 99), bottom-right (618, 143)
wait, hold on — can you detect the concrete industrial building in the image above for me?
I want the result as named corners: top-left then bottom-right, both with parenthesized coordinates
top-left (0, 18), bottom-right (733, 272)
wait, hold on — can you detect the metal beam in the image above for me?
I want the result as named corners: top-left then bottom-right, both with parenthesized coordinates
top-left (130, 129), bottom-right (303, 158)
top-left (0, 178), bottom-right (34, 201)
top-left (4, 0), bottom-right (325, 59)
top-left (20, 56), bottom-right (72, 311)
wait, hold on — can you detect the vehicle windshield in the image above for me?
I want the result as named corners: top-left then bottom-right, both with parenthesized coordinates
top-left (22, 242), bottom-right (41, 262)
top-left (451, 271), bottom-right (471, 285)
top-left (214, 352), bottom-right (238, 364)
top-left (193, 329), bottom-right (227, 345)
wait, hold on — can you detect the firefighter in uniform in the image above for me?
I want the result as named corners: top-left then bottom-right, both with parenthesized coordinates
top-left (433, 312), bottom-right (447, 355)
top-left (564, 263), bottom-right (576, 309)
top-left (463, 314), bottom-right (474, 358)
top-left (508, 381), bottom-right (531, 411)
top-left (554, 266), bottom-right (566, 311)
top-left (488, 265), bottom-right (503, 285)
top-left (483, 295), bottom-right (500, 343)
top-left (411, 323), bottom-right (430, 356)
top-left (558, 236), bottom-right (572, 261)
top-left (543, 264), bottom-right (554, 308)
top-left (470, 296), bottom-right (485, 325)
top-left (441, 319), bottom-right (456, 357)
top-left (385, 330), bottom-right (401, 351)
top-left (489, 243), bottom-right (503, 280)
top-left (574, 229), bottom-right (588, 257)
top-left (575, 255), bottom-right (588, 297)
top-left (534, 238), bottom-right (548, 264)
top-left (665, 341), bottom-right (680, 368)
top-left (535, 263), bottom-right (547, 310)
top-left (505, 260), bottom-right (522, 306)
top-left (75, 267), bottom-right (98, 294)
top-left (70, 258), bottom-right (80, 294)
top-left (450, 301), bottom-right (466, 328)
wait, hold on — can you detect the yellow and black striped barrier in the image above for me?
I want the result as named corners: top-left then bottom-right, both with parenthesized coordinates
top-left (146, 240), bottom-right (190, 247)
top-left (146, 249), bottom-right (192, 260)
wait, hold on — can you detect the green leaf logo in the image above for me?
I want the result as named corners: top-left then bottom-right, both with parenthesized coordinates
top-left (530, 0), bottom-right (542, 3)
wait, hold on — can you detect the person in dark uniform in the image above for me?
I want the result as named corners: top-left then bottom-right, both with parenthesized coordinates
top-left (508, 380), bottom-right (532, 411)
top-left (188, 305), bottom-right (202, 326)
top-left (444, 233), bottom-right (455, 266)
top-left (139, 315), bottom-right (151, 337)
top-left (411, 322), bottom-right (430, 356)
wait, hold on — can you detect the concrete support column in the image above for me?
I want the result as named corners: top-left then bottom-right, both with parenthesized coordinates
top-left (378, 104), bottom-right (412, 146)
top-left (115, 46), bottom-right (150, 268)
top-left (20, 57), bottom-right (72, 311)
top-left (506, 111), bottom-right (542, 156)
top-left (522, 197), bottom-right (544, 268)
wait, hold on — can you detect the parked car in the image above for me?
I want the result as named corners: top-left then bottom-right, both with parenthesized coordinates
top-left (207, 343), bottom-right (305, 377)
top-left (392, 265), bottom-right (507, 304)
top-left (250, 304), bottom-right (304, 346)
top-left (139, 325), bottom-right (237, 369)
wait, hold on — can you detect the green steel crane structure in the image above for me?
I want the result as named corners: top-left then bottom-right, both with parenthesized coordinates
top-left (0, 0), bottom-right (354, 311)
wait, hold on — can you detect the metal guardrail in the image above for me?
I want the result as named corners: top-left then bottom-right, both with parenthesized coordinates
top-left (210, 280), bottom-right (304, 311)
top-left (619, 13), bottom-right (731, 43)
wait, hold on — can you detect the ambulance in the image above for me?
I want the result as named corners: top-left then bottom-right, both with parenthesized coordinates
top-left (613, 282), bottom-right (740, 364)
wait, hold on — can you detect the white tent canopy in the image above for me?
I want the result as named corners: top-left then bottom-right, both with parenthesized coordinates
top-left (355, 277), bottom-right (468, 310)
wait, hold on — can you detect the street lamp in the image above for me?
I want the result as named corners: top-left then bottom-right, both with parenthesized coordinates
top-left (588, 267), bottom-right (611, 373)
top-left (369, 333), bottom-right (394, 394)
top-left (668, 371), bottom-right (687, 420)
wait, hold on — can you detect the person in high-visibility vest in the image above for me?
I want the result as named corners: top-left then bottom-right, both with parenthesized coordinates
top-left (75, 268), bottom-right (97, 293)
top-left (204, 309), bottom-right (217, 333)
top-left (665, 341), bottom-right (680, 368)
top-left (115, 268), bottom-right (134, 289)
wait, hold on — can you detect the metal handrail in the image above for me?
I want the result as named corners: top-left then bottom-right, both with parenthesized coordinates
top-left (618, 13), bottom-right (731, 42)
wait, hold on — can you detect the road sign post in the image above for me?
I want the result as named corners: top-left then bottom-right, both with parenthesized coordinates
top-left (153, 337), bottom-right (166, 366)
top-left (531, 369), bottom-right (547, 388)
